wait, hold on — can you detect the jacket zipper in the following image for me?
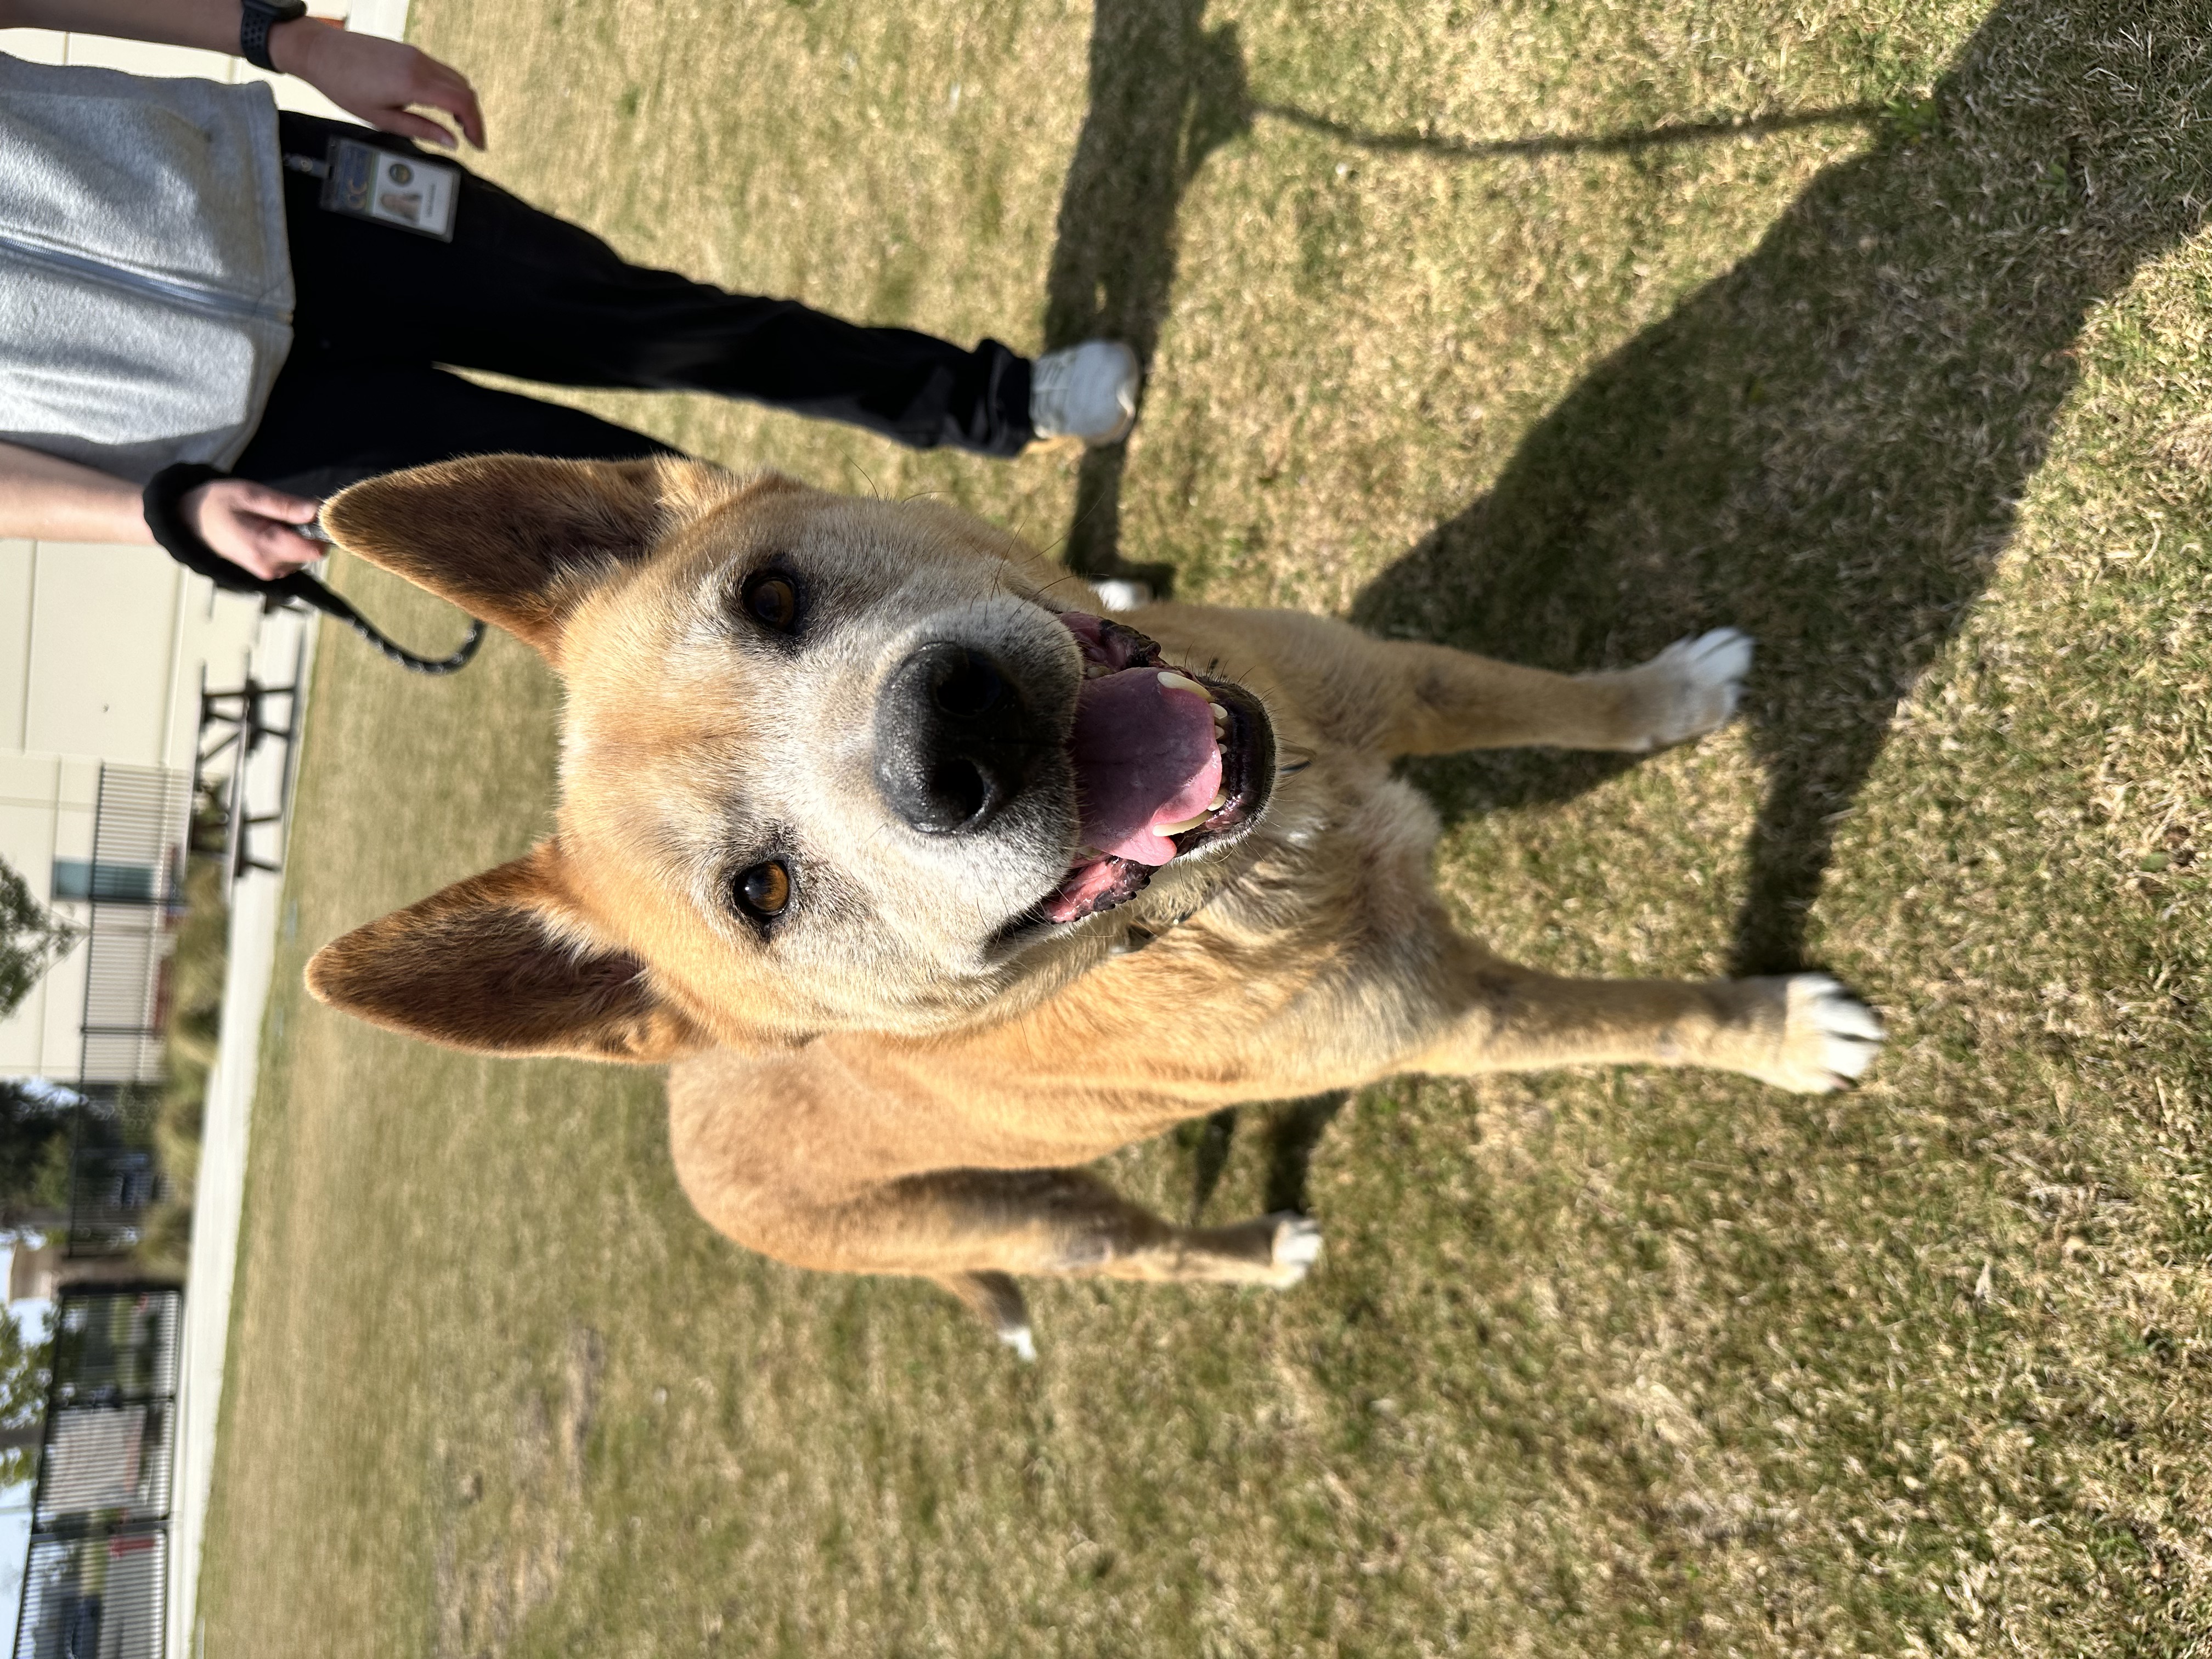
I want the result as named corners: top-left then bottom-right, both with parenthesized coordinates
top-left (0, 227), bottom-right (291, 326)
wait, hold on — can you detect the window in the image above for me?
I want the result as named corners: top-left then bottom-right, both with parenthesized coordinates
top-left (50, 860), bottom-right (158, 905)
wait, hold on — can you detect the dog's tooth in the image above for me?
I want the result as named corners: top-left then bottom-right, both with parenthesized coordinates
top-left (1158, 809), bottom-right (1211, 836)
top-left (1209, 788), bottom-right (1228, 811)
top-left (1083, 662), bottom-right (1111, 679)
top-left (1209, 702), bottom-right (1228, 726)
top-left (1156, 670), bottom-right (1213, 701)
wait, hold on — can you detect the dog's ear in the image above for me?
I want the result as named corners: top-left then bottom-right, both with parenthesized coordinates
top-left (305, 840), bottom-right (709, 1064)
top-left (321, 454), bottom-right (780, 658)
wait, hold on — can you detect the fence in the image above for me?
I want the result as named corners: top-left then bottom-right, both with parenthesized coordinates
top-left (72, 766), bottom-right (194, 1089)
top-left (58, 1088), bottom-right (168, 1263)
top-left (12, 1287), bottom-right (183, 1659)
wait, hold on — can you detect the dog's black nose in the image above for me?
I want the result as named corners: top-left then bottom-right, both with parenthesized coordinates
top-left (874, 642), bottom-right (1048, 834)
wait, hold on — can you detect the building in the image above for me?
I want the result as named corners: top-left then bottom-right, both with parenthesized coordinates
top-left (0, 550), bottom-right (273, 1081)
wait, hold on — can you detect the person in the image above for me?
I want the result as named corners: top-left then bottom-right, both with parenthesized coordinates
top-left (0, 0), bottom-right (1141, 584)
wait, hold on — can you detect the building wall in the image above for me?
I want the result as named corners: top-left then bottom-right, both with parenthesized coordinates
top-left (0, 2), bottom-right (409, 1078)
top-left (0, 754), bottom-right (97, 1078)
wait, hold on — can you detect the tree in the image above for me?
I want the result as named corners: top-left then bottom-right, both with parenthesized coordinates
top-left (0, 1082), bottom-right (74, 1223)
top-left (0, 856), bottom-right (77, 1022)
top-left (0, 1308), bottom-right (52, 1486)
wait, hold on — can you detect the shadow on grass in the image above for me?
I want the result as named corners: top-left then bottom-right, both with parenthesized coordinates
top-left (1350, 0), bottom-right (2210, 970)
top-left (1045, 0), bottom-right (2207, 1198)
top-left (1254, 100), bottom-right (1888, 160)
top-left (1038, 2), bottom-right (1894, 594)
top-left (1041, 0), bottom-right (1251, 589)
top-left (1180, 1092), bottom-right (1352, 1221)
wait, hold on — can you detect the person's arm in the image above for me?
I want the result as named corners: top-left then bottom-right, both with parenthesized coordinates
top-left (0, 440), bottom-right (150, 545)
top-left (0, 0), bottom-right (485, 147)
top-left (0, 440), bottom-right (324, 580)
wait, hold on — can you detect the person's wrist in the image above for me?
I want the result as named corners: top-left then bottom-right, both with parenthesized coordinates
top-left (262, 14), bottom-right (321, 79)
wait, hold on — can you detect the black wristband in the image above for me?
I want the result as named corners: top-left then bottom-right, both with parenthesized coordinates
top-left (142, 463), bottom-right (485, 673)
top-left (143, 463), bottom-right (281, 596)
top-left (240, 0), bottom-right (308, 73)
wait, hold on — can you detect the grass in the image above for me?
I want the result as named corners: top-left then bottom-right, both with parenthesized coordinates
top-left (197, 0), bottom-right (2212, 1654)
top-left (135, 854), bottom-right (229, 1271)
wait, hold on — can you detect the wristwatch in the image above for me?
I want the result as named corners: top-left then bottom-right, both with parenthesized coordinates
top-left (239, 0), bottom-right (309, 72)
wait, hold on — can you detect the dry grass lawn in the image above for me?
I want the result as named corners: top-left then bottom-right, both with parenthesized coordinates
top-left (198, 0), bottom-right (2212, 1653)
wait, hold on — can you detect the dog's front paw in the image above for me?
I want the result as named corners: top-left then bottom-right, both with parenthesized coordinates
top-left (1625, 627), bottom-right (1754, 749)
top-left (1744, 973), bottom-right (1886, 1093)
top-left (1089, 577), bottom-right (1153, 611)
top-left (1263, 1214), bottom-right (1324, 1288)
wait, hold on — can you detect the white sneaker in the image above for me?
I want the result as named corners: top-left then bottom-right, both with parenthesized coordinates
top-left (1030, 341), bottom-right (1141, 446)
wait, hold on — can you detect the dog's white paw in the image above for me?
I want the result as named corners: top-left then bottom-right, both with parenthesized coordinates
top-left (1757, 973), bottom-right (1887, 1093)
top-left (1264, 1215), bottom-right (1324, 1288)
top-left (997, 1323), bottom-right (1038, 1363)
top-left (1090, 577), bottom-right (1153, 612)
top-left (1627, 627), bottom-right (1754, 749)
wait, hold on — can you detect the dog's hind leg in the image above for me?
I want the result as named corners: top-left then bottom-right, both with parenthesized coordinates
top-left (803, 1167), bottom-right (1318, 1285)
top-left (713, 1167), bottom-right (1322, 1351)
top-left (932, 1272), bottom-right (1038, 1360)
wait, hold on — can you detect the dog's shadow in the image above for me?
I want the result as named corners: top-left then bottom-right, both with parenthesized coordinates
top-left (1181, 1093), bottom-right (1352, 1221)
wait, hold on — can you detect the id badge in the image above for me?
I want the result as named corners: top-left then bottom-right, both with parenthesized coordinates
top-left (317, 136), bottom-right (458, 240)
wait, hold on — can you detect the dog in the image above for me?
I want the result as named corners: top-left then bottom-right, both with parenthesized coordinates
top-left (308, 455), bottom-right (1884, 1357)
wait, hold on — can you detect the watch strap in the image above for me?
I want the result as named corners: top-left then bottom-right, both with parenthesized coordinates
top-left (239, 0), bottom-right (309, 73)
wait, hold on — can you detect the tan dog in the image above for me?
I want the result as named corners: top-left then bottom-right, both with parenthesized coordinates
top-left (309, 455), bottom-right (1883, 1356)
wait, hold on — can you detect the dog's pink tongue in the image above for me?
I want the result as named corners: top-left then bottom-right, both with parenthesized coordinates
top-left (1070, 669), bottom-right (1222, 866)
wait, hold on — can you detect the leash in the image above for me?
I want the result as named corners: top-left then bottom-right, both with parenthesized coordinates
top-left (286, 520), bottom-right (486, 674)
top-left (144, 463), bottom-right (485, 675)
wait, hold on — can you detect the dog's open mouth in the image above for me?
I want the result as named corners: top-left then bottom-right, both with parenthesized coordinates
top-left (1022, 612), bottom-right (1277, 928)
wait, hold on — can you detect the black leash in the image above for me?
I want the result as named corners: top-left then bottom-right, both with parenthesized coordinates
top-left (144, 462), bottom-right (486, 675)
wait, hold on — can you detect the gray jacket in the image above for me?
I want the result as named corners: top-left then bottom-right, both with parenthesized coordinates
top-left (0, 52), bottom-right (294, 483)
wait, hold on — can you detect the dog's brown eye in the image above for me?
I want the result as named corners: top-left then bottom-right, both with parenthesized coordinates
top-left (742, 572), bottom-right (799, 631)
top-left (736, 860), bottom-right (791, 918)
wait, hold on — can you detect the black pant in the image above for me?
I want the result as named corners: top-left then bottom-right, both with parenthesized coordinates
top-left (234, 114), bottom-right (1034, 497)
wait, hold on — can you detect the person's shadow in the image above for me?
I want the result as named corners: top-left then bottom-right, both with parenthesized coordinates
top-left (1353, 0), bottom-right (2209, 970)
top-left (1040, 0), bottom-right (1251, 591)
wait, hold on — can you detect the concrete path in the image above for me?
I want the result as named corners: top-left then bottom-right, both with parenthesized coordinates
top-left (165, 606), bottom-right (315, 1659)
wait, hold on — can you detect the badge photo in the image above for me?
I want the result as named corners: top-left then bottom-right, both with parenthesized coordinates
top-left (318, 136), bottom-right (459, 241)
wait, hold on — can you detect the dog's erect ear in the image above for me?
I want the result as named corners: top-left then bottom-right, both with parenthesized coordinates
top-left (306, 841), bottom-right (709, 1064)
top-left (320, 454), bottom-right (722, 657)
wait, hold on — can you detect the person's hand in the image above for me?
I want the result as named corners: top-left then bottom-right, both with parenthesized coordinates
top-left (268, 23), bottom-right (486, 150)
top-left (178, 479), bottom-right (325, 582)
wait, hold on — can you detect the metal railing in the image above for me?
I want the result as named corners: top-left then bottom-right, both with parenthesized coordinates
top-left (59, 1087), bottom-right (169, 1262)
top-left (12, 1287), bottom-right (183, 1659)
top-left (72, 766), bottom-right (194, 1089)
